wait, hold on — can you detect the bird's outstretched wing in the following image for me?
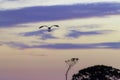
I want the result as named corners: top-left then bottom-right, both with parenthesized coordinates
top-left (51, 25), bottom-right (59, 28)
top-left (39, 25), bottom-right (48, 29)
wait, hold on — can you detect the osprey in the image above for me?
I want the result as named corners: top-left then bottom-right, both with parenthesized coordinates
top-left (39, 25), bottom-right (59, 32)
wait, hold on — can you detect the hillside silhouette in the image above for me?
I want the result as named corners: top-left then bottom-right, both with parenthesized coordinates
top-left (72, 65), bottom-right (120, 80)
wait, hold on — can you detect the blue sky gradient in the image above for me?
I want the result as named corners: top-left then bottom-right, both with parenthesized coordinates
top-left (1, 1), bottom-right (120, 80)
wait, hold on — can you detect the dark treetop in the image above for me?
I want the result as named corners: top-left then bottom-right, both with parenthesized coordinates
top-left (72, 65), bottom-right (120, 80)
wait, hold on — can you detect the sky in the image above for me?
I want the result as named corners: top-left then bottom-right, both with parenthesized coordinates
top-left (0, 0), bottom-right (120, 10)
top-left (0, 0), bottom-right (120, 80)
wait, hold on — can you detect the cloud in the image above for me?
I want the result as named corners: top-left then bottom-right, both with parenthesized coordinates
top-left (28, 42), bottom-right (120, 49)
top-left (95, 42), bottom-right (120, 49)
top-left (0, 0), bottom-right (120, 10)
top-left (19, 27), bottom-right (113, 40)
top-left (0, 41), bottom-right (29, 49)
top-left (1, 41), bottom-right (120, 49)
top-left (80, 24), bottom-right (101, 29)
top-left (66, 30), bottom-right (114, 38)
top-left (0, 43), bottom-right (2, 46)
top-left (0, 3), bottom-right (120, 27)
top-left (20, 30), bottom-right (57, 40)
top-left (20, 30), bottom-right (46, 36)
top-left (1, 0), bottom-right (20, 1)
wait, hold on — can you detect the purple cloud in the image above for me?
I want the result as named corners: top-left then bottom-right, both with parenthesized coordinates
top-left (0, 3), bottom-right (120, 27)
top-left (20, 29), bottom-right (113, 40)
top-left (0, 41), bottom-right (29, 49)
top-left (20, 30), bottom-right (57, 40)
top-left (66, 30), bottom-right (113, 38)
top-left (2, 0), bottom-right (19, 1)
top-left (20, 30), bottom-right (46, 36)
top-left (1, 41), bottom-right (120, 49)
top-left (80, 24), bottom-right (101, 29)
top-left (28, 42), bottom-right (120, 49)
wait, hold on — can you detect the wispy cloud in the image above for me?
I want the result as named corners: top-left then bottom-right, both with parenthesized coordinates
top-left (0, 3), bottom-right (120, 27)
top-left (26, 42), bottom-right (120, 49)
top-left (1, 0), bottom-right (120, 10)
top-left (20, 30), bottom-right (57, 40)
top-left (66, 30), bottom-right (113, 38)
top-left (1, 41), bottom-right (120, 49)
top-left (79, 24), bottom-right (101, 29)
top-left (0, 41), bottom-right (29, 49)
top-left (19, 27), bottom-right (113, 40)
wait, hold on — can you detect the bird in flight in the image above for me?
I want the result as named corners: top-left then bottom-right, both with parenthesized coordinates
top-left (39, 25), bottom-right (59, 32)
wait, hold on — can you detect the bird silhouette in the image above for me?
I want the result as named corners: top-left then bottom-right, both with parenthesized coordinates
top-left (39, 25), bottom-right (59, 32)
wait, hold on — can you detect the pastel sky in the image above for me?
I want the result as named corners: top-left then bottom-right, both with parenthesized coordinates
top-left (0, 0), bottom-right (120, 10)
top-left (0, 0), bottom-right (120, 80)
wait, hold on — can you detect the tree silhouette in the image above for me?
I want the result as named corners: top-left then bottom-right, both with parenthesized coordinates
top-left (65, 58), bottom-right (79, 80)
top-left (72, 65), bottom-right (120, 80)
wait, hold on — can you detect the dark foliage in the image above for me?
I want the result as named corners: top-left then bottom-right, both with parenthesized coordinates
top-left (72, 65), bottom-right (120, 80)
